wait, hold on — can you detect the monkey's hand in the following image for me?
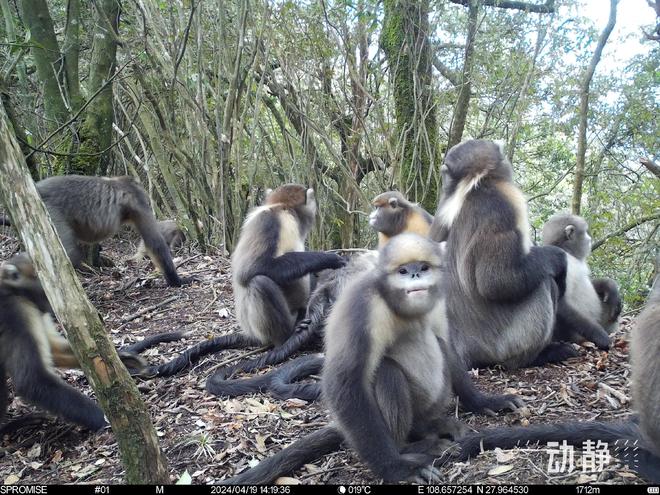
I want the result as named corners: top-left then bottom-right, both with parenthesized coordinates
top-left (463, 391), bottom-right (525, 417)
top-left (323, 252), bottom-right (348, 270)
top-left (118, 351), bottom-right (149, 376)
top-left (382, 454), bottom-right (442, 484)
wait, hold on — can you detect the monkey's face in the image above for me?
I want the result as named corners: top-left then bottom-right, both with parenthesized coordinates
top-left (0, 254), bottom-right (38, 289)
top-left (369, 193), bottom-right (405, 237)
top-left (383, 261), bottom-right (441, 317)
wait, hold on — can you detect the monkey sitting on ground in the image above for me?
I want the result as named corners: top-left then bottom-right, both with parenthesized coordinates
top-left (0, 254), bottom-right (148, 431)
top-left (429, 139), bottom-right (569, 415)
top-left (0, 175), bottom-right (188, 287)
top-left (204, 190), bottom-right (437, 399)
top-left (222, 234), bottom-right (466, 484)
top-left (542, 213), bottom-right (621, 350)
top-left (137, 185), bottom-right (345, 379)
top-left (592, 277), bottom-right (623, 334)
top-left (453, 275), bottom-right (660, 483)
top-left (131, 219), bottom-right (185, 262)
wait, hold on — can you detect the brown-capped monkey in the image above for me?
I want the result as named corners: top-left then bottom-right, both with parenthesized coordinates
top-left (205, 191), bottom-right (435, 399)
top-left (0, 254), bottom-right (147, 431)
top-left (454, 275), bottom-right (660, 483)
top-left (0, 175), bottom-right (187, 287)
top-left (429, 139), bottom-right (569, 415)
top-left (141, 184), bottom-right (345, 379)
top-left (132, 219), bottom-right (185, 262)
top-left (222, 234), bottom-right (465, 484)
top-left (542, 213), bottom-right (621, 349)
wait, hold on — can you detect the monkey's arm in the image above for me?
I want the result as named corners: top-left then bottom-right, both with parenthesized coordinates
top-left (249, 251), bottom-right (346, 286)
top-left (554, 299), bottom-right (610, 350)
top-left (474, 240), bottom-right (566, 302)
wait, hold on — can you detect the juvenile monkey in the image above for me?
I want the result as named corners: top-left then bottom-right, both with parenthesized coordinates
top-left (0, 175), bottom-right (187, 287)
top-left (132, 219), bottom-right (185, 261)
top-left (592, 277), bottom-right (623, 334)
top-left (429, 140), bottom-right (568, 414)
top-left (222, 234), bottom-right (465, 484)
top-left (370, 191), bottom-right (433, 245)
top-left (454, 275), bottom-right (660, 483)
top-left (542, 213), bottom-right (618, 349)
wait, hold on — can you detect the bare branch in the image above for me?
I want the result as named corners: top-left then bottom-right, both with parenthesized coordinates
top-left (640, 157), bottom-right (660, 179)
top-left (450, 0), bottom-right (555, 13)
top-left (592, 213), bottom-right (660, 251)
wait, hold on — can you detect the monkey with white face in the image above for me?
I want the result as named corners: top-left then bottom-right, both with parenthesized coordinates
top-left (221, 234), bottom-right (465, 484)
top-left (542, 213), bottom-right (621, 349)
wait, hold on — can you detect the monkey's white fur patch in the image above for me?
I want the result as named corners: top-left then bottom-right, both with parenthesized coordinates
top-left (24, 304), bottom-right (56, 371)
top-left (276, 211), bottom-right (304, 255)
top-left (437, 172), bottom-right (487, 228)
top-left (565, 255), bottom-right (601, 323)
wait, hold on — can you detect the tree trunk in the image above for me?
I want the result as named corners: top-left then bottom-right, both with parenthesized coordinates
top-left (571, 0), bottom-right (618, 215)
top-left (0, 105), bottom-right (170, 484)
top-left (18, 0), bottom-right (70, 125)
top-left (381, 0), bottom-right (439, 212)
top-left (76, 0), bottom-right (121, 175)
top-left (447, 0), bottom-right (479, 152)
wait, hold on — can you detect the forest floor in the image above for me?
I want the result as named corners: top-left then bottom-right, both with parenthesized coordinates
top-left (0, 229), bottom-right (646, 485)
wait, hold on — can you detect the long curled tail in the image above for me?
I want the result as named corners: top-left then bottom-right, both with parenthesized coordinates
top-left (457, 420), bottom-right (660, 482)
top-left (221, 426), bottom-right (342, 484)
top-left (147, 332), bottom-right (259, 377)
top-left (206, 353), bottom-right (324, 401)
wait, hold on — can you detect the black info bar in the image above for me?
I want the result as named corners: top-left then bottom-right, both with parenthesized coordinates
top-left (0, 485), bottom-right (657, 495)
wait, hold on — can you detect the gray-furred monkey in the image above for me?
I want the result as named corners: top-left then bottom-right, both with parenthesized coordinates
top-left (132, 219), bottom-right (185, 261)
top-left (454, 275), bottom-right (660, 483)
top-left (542, 213), bottom-right (621, 349)
top-left (222, 234), bottom-right (465, 484)
top-left (0, 175), bottom-right (187, 287)
top-left (232, 184), bottom-right (345, 346)
top-left (430, 139), bottom-right (569, 415)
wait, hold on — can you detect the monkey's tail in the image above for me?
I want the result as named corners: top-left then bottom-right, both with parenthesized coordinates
top-left (205, 353), bottom-right (324, 400)
top-left (221, 426), bottom-right (342, 484)
top-left (121, 331), bottom-right (187, 354)
top-left (458, 420), bottom-right (660, 482)
top-left (220, 318), bottom-right (322, 378)
top-left (148, 332), bottom-right (258, 377)
top-left (269, 354), bottom-right (323, 401)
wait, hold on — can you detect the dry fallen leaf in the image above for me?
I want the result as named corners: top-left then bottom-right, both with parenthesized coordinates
top-left (4, 474), bottom-right (20, 485)
top-left (487, 465), bottom-right (513, 476)
top-left (494, 448), bottom-right (515, 463)
top-left (275, 477), bottom-right (301, 485)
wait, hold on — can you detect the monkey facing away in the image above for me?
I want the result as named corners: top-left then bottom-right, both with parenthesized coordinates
top-left (0, 254), bottom-right (148, 430)
top-left (429, 139), bottom-right (569, 414)
top-left (222, 234), bottom-right (465, 484)
top-left (454, 275), bottom-right (660, 483)
top-left (0, 175), bottom-right (187, 287)
top-left (132, 219), bottom-right (185, 262)
top-left (542, 213), bottom-right (620, 349)
top-left (205, 191), bottom-right (436, 399)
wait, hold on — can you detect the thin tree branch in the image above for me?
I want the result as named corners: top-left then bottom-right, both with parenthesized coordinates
top-left (592, 213), bottom-right (660, 251)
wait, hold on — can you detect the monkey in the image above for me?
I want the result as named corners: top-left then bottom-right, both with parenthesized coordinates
top-left (0, 254), bottom-right (107, 430)
top-left (453, 275), bottom-right (660, 483)
top-left (542, 213), bottom-right (618, 350)
top-left (205, 191), bottom-right (437, 398)
top-left (131, 219), bottom-right (185, 262)
top-left (428, 139), bottom-right (570, 415)
top-left (135, 184), bottom-right (345, 379)
top-left (592, 277), bottom-right (623, 334)
top-left (0, 175), bottom-right (188, 287)
top-left (221, 234), bottom-right (466, 484)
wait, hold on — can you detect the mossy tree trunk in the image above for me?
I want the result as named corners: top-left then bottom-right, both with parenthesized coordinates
top-left (381, 0), bottom-right (439, 212)
top-left (0, 105), bottom-right (170, 484)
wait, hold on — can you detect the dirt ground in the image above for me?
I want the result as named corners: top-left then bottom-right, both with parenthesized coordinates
top-left (0, 229), bottom-right (646, 485)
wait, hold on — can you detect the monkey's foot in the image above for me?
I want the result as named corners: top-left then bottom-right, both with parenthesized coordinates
top-left (465, 393), bottom-right (525, 417)
top-left (531, 342), bottom-right (580, 366)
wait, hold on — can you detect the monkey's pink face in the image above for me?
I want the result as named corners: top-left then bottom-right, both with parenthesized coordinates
top-left (388, 261), bottom-right (440, 316)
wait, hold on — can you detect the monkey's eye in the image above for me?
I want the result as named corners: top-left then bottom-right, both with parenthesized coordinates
top-left (398, 267), bottom-right (408, 275)
top-left (420, 264), bottom-right (429, 272)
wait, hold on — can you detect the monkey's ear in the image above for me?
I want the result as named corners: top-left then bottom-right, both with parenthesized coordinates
top-left (388, 197), bottom-right (398, 208)
top-left (564, 225), bottom-right (576, 240)
top-left (306, 188), bottom-right (316, 204)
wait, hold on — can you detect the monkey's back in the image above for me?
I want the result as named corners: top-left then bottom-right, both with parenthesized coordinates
top-left (631, 280), bottom-right (660, 457)
top-left (36, 175), bottom-right (150, 243)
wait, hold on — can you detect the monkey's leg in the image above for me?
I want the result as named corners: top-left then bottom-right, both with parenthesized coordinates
top-left (0, 367), bottom-right (7, 424)
top-left (252, 251), bottom-right (346, 286)
top-left (554, 300), bottom-right (610, 350)
top-left (132, 211), bottom-right (184, 287)
top-left (6, 336), bottom-right (106, 430)
top-left (530, 342), bottom-right (580, 367)
top-left (221, 426), bottom-right (343, 485)
top-left (243, 275), bottom-right (298, 345)
top-left (49, 211), bottom-right (84, 267)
